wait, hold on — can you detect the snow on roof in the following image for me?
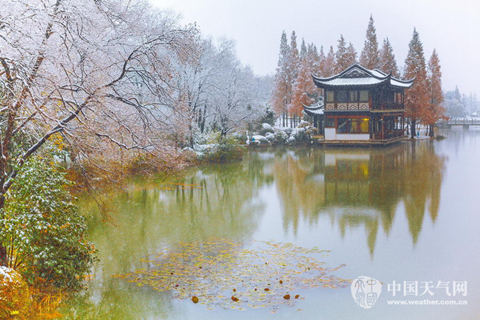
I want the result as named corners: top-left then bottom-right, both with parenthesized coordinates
top-left (303, 98), bottom-right (325, 115)
top-left (390, 78), bottom-right (414, 88)
top-left (312, 64), bottom-right (414, 89)
top-left (370, 69), bottom-right (388, 77)
top-left (304, 108), bottom-right (324, 115)
top-left (315, 77), bottom-right (384, 86)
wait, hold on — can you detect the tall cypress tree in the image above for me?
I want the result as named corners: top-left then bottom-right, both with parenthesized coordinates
top-left (346, 42), bottom-right (358, 65)
top-left (379, 38), bottom-right (399, 77)
top-left (292, 48), bottom-right (316, 116)
top-left (317, 45), bottom-right (327, 76)
top-left (287, 31), bottom-right (300, 125)
top-left (300, 38), bottom-right (307, 60)
top-left (325, 46), bottom-right (336, 76)
top-left (288, 31), bottom-right (300, 83)
top-left (360, 15), bottom-right (380, 69)
top-left (335, 34), bottom-right (350, 72)
top-left (425, 49), bottom-right (445, 136)
top-left (404, 28), bottom-right (429, 138)
top-left (272, 31), bottom-right (291, 126)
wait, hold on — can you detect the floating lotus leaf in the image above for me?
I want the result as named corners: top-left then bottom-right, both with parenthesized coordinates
top-left (115, 239), bottom-right (349, 310)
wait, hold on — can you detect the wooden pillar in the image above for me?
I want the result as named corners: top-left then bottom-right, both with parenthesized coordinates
top-left (381, 114), bottom-right (385, 140)
top-left (369, 116), bottom-right (373, 140)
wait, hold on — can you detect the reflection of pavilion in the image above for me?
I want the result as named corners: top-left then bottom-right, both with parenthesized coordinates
top-left (323, 148), bottom-right (406, 255)
top-left (274, 143), bottom-right (445, 256)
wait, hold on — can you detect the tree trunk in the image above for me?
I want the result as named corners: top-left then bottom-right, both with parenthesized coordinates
top-left (429, 124), bottom-right (434, 137)
top-left (0, 195), bottom-right (7, 266)
top-left (410, 119), bottom-right (416, 138)
top-left (0, 246), bottom-right (6, 267)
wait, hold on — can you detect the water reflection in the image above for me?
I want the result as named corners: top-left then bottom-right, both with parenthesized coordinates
top-left (272, 142), bottom-right (446, 255)
top-left (64, 161), bottom-right (273, 318)
top-left (65, 140), bottom-right (450, 318)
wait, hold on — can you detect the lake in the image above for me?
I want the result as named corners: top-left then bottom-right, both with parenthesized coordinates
top-left (64, 128), bottom-right (480, 320)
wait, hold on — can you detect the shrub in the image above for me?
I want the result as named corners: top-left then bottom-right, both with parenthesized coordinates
top-left (201, 140), bottom-right (244, 163)
top-left (1, 156), bottom-right (94, 290)
top-left (257, 107), bottom-right (275, 127)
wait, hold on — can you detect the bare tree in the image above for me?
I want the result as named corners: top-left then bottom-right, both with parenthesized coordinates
top-left (0, 0), bottom-right (198, 265)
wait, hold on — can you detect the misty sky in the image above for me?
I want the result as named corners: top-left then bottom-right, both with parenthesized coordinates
top-left (152, 0), bottom-right (480, 96)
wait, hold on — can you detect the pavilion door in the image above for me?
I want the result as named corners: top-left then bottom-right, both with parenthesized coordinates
top-left (372, 116), bottom-right (383, 140)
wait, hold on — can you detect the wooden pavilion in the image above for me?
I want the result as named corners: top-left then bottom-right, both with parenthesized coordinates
top-left (304, 64), bottom-right (414, 145)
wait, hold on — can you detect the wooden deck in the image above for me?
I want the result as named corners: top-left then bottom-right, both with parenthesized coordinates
top-left (316, 135), bottom-right (408, 146)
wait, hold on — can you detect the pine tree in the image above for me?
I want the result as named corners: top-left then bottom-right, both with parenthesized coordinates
top-left (300, 38), bottom-right (307, 60)
top-left (359, 15), bottom-right (380, 69)
top-left (425, 49), bottom-right (445, 137)
top-left (272, 31), bottom-right (291, 126)
top-left (404, 28), bottom-right (429, 138)
top-left (379, 38), bottom-right (399, 77)
top-left (335, 35), bottom-right (351, 72)
top-left (317, 46), bottom-right (327, 76)
top-left (287, 31), bottom-right (300, 125)
top-left (288, 31), bottom-right (300, 83)
top-left (346, 42), bottom-right (358, 65)
top-left (325, 46), bottom-right (336, 76)
top-left (309, 43), bottom-right (322, 76)
top-left (291, 51), bottom-right (316, 117)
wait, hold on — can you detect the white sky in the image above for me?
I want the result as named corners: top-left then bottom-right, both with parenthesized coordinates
top-left (151, 0), bottom-right (480, 96)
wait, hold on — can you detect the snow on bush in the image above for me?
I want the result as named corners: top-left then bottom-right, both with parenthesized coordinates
top-left (251, 135), bottom-right (270, 145)
top-left (261, 123), bottom-right (274, 132)
top-left (287, 136), bottom-right (296, 145)
top-left (265, 132), bottom-right (275, 142)
top-left (273, 130), bottom-right (288, 144)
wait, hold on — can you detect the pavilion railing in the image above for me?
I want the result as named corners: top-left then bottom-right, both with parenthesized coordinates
top-left (371, 103), bottom-right (404, 111)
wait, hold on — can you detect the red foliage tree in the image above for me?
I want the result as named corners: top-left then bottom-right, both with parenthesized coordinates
top-left (404, 28), bottom-right (429, 138)
top-left (379, 38), bottom-right (399, 77)
top-left (272, 31), bottom-right (291, 126)
top-left (360, 15), bottom-right (380, 69)
top-left (424, 49), bottom-right (446, 136)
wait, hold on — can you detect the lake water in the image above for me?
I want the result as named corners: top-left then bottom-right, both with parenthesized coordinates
top-left (64, 129), bottom-right (480, 320)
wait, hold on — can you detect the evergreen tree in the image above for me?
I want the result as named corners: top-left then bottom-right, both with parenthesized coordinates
top-left (272, 31), bottom-right (291, 126)
top-left (325, 46), bottom-right (336, 76)
top-left (300, 38), bottom-right (307, 60)
top-left (308, 43), bottom-right (321, 76)
top-left (346, 42), bottom-right (358, 66)
top-left (425, 49), bottom-right (445, 136)
top-left (288, 31), bottom-right (300, 83)
top-left (291, 51), bottom-right (316, 117)
top-left (317, 45), bottom-right (327, 76)
top-left (287, 31), bottom-right (300, 125)
top-left (335, 35), bottom-right (351, 72)
top-left (359, 15), bottom-right (380, 69)
top-left (379, 38), bottom-right (399, 77)
top-left (404, 28), bottom-right (429, 138)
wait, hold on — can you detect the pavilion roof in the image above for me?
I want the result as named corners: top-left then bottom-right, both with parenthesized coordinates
top-left (312, 64), bottom-right (414, 89)
top-left (303, 97), bottom-right (325, 115)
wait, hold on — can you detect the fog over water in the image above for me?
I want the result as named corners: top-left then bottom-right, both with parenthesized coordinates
top-left (153, 0), bottom-right (480, 96)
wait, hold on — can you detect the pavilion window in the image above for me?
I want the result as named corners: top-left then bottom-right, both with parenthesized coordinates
top-left (326, 90), bottom-right (334, 102)
top-left (349, 90), bottom-right (358, 102)
top-left (336, 117), bottom-right (369, 134)
top-left (359, 90), bottom-right (369, 102)
top-left (337, 118), bottom-right (350, 133)
top-left (386, 91), bottom-right (395, 103)
top-left (394, 92), bottom-right (402, 104)
top-left (337, 90), bottom-right (348, 103)
top-left (325, 117), bottom-right (335, 128)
